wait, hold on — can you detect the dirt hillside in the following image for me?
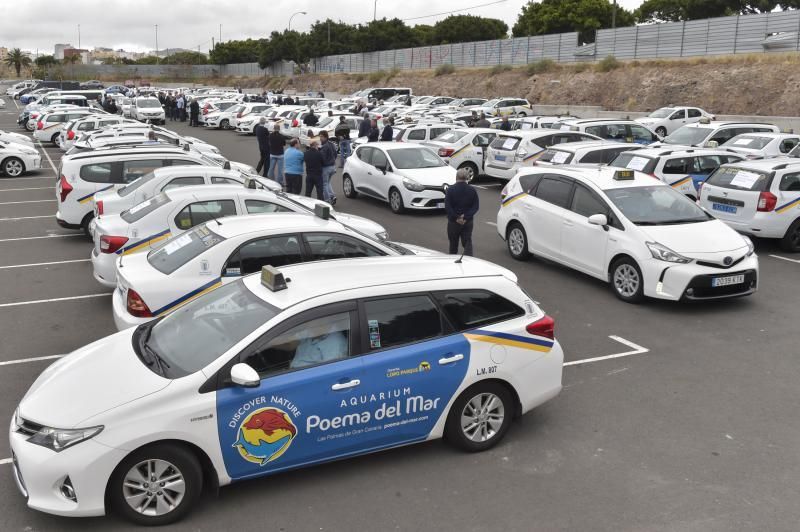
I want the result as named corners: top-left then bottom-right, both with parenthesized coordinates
top-left (247, 53), bottom-right (800, 117)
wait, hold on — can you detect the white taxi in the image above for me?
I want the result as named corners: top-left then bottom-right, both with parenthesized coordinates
top-left (12, 255), bottom-right (562, 525)
top-left (92, 185), bottom-right (388, 288)
top-left (0, 140), bottom-right (42, 177)
top-left (699, 159), bottom-right (800, 252)
top-left (342, 142), bottom-right (457, 214)
top-left (474, 98), bottom-right (532, 118)
top-left (423, 128), bottom-right (498, 182)
top-left (635, 106), bottom-right (713, 138)
top-left (497, 167), bottom-right (758, 302)
top-left (112, 211), bottom-right (431, 329)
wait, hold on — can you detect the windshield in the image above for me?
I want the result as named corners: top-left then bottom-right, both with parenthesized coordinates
top-left (483, 99), bottom-right (499, 107)
top-left (147, 225), bottom-right (225, 274)
top-left (316, 116), bottom-right (335, 128)
top-left (121, 193), bottom-right (171, 223)
top-left (435, 130), bottom-right (468, 143)
top-left (704, 166), bottom-right (770, 192)
top-left (141, 280), bottom-right (279, 377)
top-left (663, 126), bottom-right (712, 146)
top-left (137, 99), bottom-right (162, 108)
top-left (606, 186), bottom-right (712, 225)
top-left (388, 147), bottom-right (445, 169)
top-left (416, 97), bottom-right (434, 104)
top-left (119, 171), bottom-right (156, 197)
top-left (648, 108), bottom-right (674, 119)
top-left (722, 135), bottom-right (772, 149)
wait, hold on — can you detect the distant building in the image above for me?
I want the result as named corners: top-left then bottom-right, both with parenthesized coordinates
top-left (54, 43), bottom-right (72, 60)
top-left (63, 48), bottom-right (88, 64)
top-left (0, 47), bottom-right (8, 62)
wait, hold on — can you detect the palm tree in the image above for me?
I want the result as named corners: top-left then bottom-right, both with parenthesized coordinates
top-left (3, 48), bottom-right (32, 77)
top-left (62, 54), bottom-right (81, 78)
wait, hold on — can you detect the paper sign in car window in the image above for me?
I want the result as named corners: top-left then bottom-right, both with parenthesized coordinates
top-left (502, 138), bottom-right (517, 150)
top-left (128, 198), bottom-right (153, 215)
top-left (733, 138), bottom-right (753, 146)
top-left (729, 170), bottom-right (761, 189)
top-left (368, 319), bottom-right (381, 348)
top-left (551, 151), bottom-right (570, 164)
top-left (163, 233), bottom-right (193, 255)
top-left (626, 156), bottom-right (649, 171)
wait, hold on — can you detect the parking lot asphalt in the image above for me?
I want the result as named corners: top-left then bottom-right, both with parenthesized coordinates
top-left (1, 96), bottom-right (800, 531)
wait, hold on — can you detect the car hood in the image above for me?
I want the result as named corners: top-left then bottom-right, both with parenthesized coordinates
top-left (19, 329), bottom-right (170, 428)
top-left (333, 212), bottom-right (388, 239)
top-left (638, 220), bottom-right (748, 254)
top-left (397, 165), bottom-right (457, 185)
top-left (396, 242), bottom-right (441, 255)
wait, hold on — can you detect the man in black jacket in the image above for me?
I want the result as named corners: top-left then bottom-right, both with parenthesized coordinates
top-left (334, 116), bottom-right (351, 166)
top-left (444, 168), bottom-right (479, 256)
top-left (380, 117), bottom-right (394, 141)
top-left (304, 141), bottom-right (324, 199)
top-left (267, 124), bottom-right (288, 186)
top-left (358, 112), bottom-right (371, 138)
top-left (367, 119), bottom-right (380, 142)
top-left (255, 117), bottom-right (270, 175)
top-left (189, 98), bottom-right (200, 127)
top-left (303, 108), bottom-right (319, 126)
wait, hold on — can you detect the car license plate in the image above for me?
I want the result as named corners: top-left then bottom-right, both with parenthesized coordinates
top-left (495, 154), bottom-right (506, 161)
top-left (436, 202), bottom-right (445, 208)
top-left (712, 274), bottom-right (744, 287)
top-left (712, 203), bottom-right (737, 214)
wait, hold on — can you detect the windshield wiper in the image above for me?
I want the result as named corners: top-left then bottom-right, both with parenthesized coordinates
top-left (136, 322), bottom-right (170, 376)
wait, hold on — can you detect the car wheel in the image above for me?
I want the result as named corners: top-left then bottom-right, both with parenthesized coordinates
top-left (24, 121), bottom-right (34, 132)
top-left (506, 222), bottom-right (530, 260)
top-left (342, 174), bottom-right (358, 198)
top-left (611, 257), bottom-right (645, 303)
top-left (51, 132), bottom-right (60, 144)
top-left (388, 187), bottom-right (405, 214)
top-left (2, 157), bottom-right (25, 177)
top-left (109, 443), bottom-right (202, 526)
top-left (445, 382), bottom-right (514, 452)
top-left (517, 111), bottom-right (527, 118)
top-left (780, 218), bottom-right (800, 252)
top-left (457, 162), bottom-right (479, 183)
top-left (220, 119), bottom-right (229, 129)
top-left (655, 126), bottom-right (667, 138)
top-left (81, 212), bottom-right (95, 241)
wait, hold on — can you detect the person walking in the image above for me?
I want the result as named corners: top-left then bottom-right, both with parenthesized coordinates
top-left (255, 117), bottom-right (270, 175)
top-left (284, 138), bottom-right (305, 194)
top-left (444, 168), bottom-right (479, 256)
top-left (267, 124), bottom-right (288, 186)
top-left (367, 119), bottom-right (380, 142)
top-left (358, 111), bottom-right (371, 138)
top-left (319, 131), bottom-right (338, 205)
top-left (475, 112), bottom-right (490, 128)
top-left (189, 98), bottom-right (200, 127)
top-left (304, 141), bottom-right (324, 200)
top-left (499, 115), bottom-right (512, 131)
top-left (380, 117), bottom-right (394, 141)
top-left (334, 116), bottom-right (351, 167)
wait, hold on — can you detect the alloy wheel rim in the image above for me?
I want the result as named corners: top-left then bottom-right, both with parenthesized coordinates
top-left (509, 228), bottom-right (525, 256)
top-left (461, 392), bottom-right (504, 442)
top-left (122, 459), bottom-right (186, 516)
top-left (614, 264), bottom-right (639, 297)
top-left (463, 166), bottom-right (475, 181)
top-left (343, 177), bottom-right (352, 195)
top-left (390, 191), bottom-right (401, 210)
top-left (5, 160), bottom-right (23, 176)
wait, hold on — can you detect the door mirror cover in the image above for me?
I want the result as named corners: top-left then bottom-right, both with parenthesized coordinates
top-left (588, 213), bottom-right (608, 227)
top-left (231, 363), bottom-right (260, 388)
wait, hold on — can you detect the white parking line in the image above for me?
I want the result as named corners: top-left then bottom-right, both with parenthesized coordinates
top-left (37, 140), bottom-right (58, 175)
top-left (0, 354), bottom-right (63, 366)
top-left (0, 458), bottom-right (10, 466)
top-left (0, 176), bottom-right (54, 181)
top-left (0, 199), bottom-right (56, 205)
top-left (0, 187), bottom-right (51, 192)
top-left (485, 221), bottom-right (497, 226)
top-left (769, 254), bottom-right (800, 264)
top-left (0, 293), bottom-right (111, 308)
top-left (0, 215), bottom-right (52, 221)
top-left (0, 258), bottom-right (91, 270)
top-left (564, 336), bottom-right (650, 367)
top-left (0, 234), bottom-right (80, 243)
top-left (12, 98), bottom-right (18, 109)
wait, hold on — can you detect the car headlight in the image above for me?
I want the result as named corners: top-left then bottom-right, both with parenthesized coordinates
top-left (375, 231), bottom-right (389, 241)
top-left (743, 235), bottom-right (755, 257)
top-left (646, 241), bottom-right (691, 264)
top-left (16, 411), bottom-right (103, 452)
top-left (402, 177), bottom-right (425, 192)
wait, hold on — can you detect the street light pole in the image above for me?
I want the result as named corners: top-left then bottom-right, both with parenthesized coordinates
top-left (78, 24), bottom-right (81, 49)
top-left (219, 24), bottom-right (222, 43)
top-left (374, 0), bottom-right (377, 21)
top-left (288, 11), bottom-right (307, 31)
top-left (155, 24), bottom-right (159, 64)
top-left (612, 0), bottom-right (617, 30)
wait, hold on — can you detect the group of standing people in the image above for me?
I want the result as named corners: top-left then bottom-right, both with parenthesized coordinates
top-left (164, 94), bottom-right (187, 122)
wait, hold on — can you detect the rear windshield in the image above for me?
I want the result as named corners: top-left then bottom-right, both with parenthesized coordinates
top-left (490, 136), bottom-right (521, 151)
top-left (705, 166), bottom-right (771, 192)
top-left (723, 136), bottom-right (772, 149)
top-left (119, 171), bottom-right (156, 197)
top-left (121, 193), bottom-right (171, 223)
top-left (148, 225), bottom-right (225, 275)
top-left (609, 152), bottom-right (656, 173)
top-left (538, 149), bottom-right (573, 164)
top-left (663, 127), bottom-right (712, 146)
top-left (434, 131), bottom-right (468, 143)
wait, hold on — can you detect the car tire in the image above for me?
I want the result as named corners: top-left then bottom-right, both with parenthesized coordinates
top-left (457, 162), bottom-right (479, 183)
top-left (506, 222), bottom-right (530, 260)
top-left (81, 212), bottom-right (94, 241)
top-left (517, 111), bottom-right (527, 118)
top-left (388, 187), bottom-right (405, 214)
top-left (342, 174), bottom-right (358, 198)
top-left (24, 121), bottom-right (34, 132)
top-left (444, 381), bottom-right (514, 453)
top-left (655, 127), bottom-right (667, 138)
top-left (220, 119), bottom-right (229, 130)
top-left (2, 157), bottom-right (25, 177)
top-left (610, 257), bottom-right (645, 303)
top-left (109, 443), bottom-right (203, 526)
top-left (780, 218), bottom-right (800, 252)
top-left (51, 132), bottom-right (60, 144)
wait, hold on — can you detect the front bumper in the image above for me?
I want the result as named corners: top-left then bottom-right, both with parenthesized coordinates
top-left (401, 188), bottom-right (446, 210)
top-left (641, 255), bottom-right (759, 301)
top-left (91, 249), bottom-right (117, 289)
top-left (112, 287), bottom-right (149, 330)
top-left (10, 421), bottom-right (126, 517)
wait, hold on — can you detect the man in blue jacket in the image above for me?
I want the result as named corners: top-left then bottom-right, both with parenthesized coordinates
top-left (444, 168), bottom-right (479, 256)
top-left (284, 138), bottom-right (305, 194)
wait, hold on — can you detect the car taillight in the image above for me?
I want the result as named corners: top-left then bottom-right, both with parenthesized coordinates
top-left (126, 289), bottom-right (152, 318)
top-left (292, 119), bottom-right (298, 127)
top-left (96, 200), bottom-right (104, 215)
top-left (202, 108), bottom-right (209, 115)
top-left (67, 130), bottom-right (75, 140)
top-left (36, 121), bottom-right (43, 130)
top-left (236, 112), bottom-right (243, 118)
top-left (58, 175), bottom-right (73, 202)
top-left (526, 315), bottom-right (555, 340)
top-left (438, 147), bottom-right (455, 157)
top-left (648, 172), bottom-right (660, 179)
top-left (99, 235), bottom-right (128, 254)
top-left (757, 191), bottom-right (777, 212)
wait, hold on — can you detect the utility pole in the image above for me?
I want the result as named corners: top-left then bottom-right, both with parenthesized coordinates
top-left (155, 24), bottom-right (159, 64)
top-left (219, 24), bottom-right (222, 43)
top-left (612, 0), bottom-right (617, 30)
top-left (78, 24), bottom-right (81, 49)
top-left (328, 21), bottom-right (331, 44)
top-left (373, 0), bottom-right (377, 21)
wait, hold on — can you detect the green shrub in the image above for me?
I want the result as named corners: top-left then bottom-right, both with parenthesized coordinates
top-left (435, 63), bottom-right (456, 76)
top-left (596, 55), bottom-right (621, 72)
top-left (490, 64), bottom-right (513, 75)
top-left (526, 59), bottom-right (556, 76)
top-left (368, 70), bottom-right (386, 84)
top-left (387, 66), bottom-right (401, 79)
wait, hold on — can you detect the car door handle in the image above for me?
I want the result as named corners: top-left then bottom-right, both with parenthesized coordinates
top-left (439, 354), bottom-right (464, 365)
top-left (523, 203), bottom-right (533, 211)
top-left (367, 172), bottom-right (372, 176)
top-left (563, 221), bottom-right (574, 227)
top-left (331, 379), bottom-right (361, 391)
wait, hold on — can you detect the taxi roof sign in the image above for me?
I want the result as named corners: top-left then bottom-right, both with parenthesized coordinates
top-left (261, 265), bottom-right (287, 291)
top-left (613, 169), bottom-right (635, 181)
top-left (243, 176), bottom-right (257, 189)
top-left (314, 203), bottom-right (330, 220)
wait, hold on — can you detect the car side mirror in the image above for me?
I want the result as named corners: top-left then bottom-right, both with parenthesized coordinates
top-left (705, 140), bottom-right (719, 148)
top-left (588, 213), bottom-right (609, 230)
top-left (377, 165), bottom-right (387, 174)
top-left (230, 363), bottom-right (260, 388)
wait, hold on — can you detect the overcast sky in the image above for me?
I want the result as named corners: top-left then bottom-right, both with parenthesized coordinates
top-left (0, 0), bottom-right (644, 55)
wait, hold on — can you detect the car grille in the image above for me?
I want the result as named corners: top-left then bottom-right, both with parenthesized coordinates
top-left (696, 255), bottom-right (746, 269)
top-left (683, 269), bottom-right (757, 300)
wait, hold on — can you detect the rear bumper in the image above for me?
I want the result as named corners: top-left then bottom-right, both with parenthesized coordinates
top-left (55, 213), bottom-right (81, 230)
top-left (91, 249), bottom-right (117, 289)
